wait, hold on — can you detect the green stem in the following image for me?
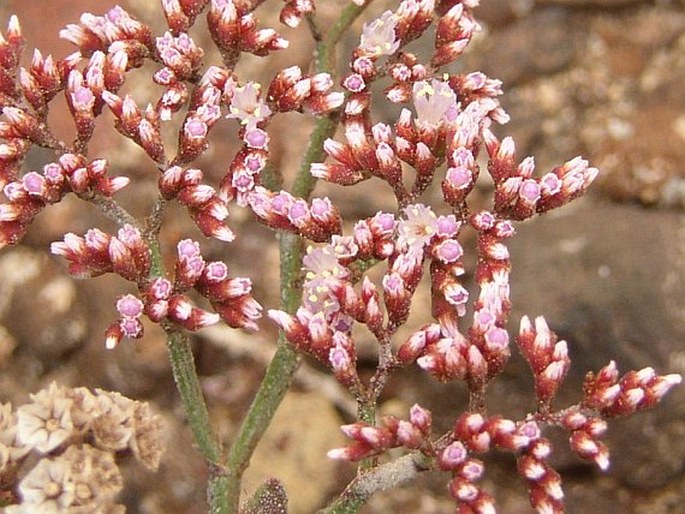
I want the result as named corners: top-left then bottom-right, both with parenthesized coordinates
top-left (165, 328), bottom-right (223, 463)
top-left (357, 397), bottom-right (377, 472)
top-left (225, 231), bottom-right (303, 510)
top-left (165, 328), bottom-right (229, 514)
top-left (150, 232), bottom-right (228, 512)
top-left (357, 398), bottom-right (376, 425)
top-left (224, 335), bottom-right (300, 504)
top-left (90, 195), bottom-right (140, 229)
top-left (314, 2), bottom-right (368, 73)
top-left (223, 3), bottom-right (370, 510)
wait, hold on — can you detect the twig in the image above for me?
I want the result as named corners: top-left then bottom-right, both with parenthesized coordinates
top-left (318, 452), bottom-right (433, 514)
top-left (89, 195), bottom-right (140, 228)
top-left (164, 326), bottom-right (229, 514)
top-left (305, 12), bottom-right (323, 42)
top-left (144, 193), bottom-right (168, 238)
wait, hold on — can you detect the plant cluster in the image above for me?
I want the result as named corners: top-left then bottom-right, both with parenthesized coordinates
top-left (0, 0), bottom-right (681, 513)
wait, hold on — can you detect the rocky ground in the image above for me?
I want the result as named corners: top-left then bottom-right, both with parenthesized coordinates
top-left (0, 0), bottom-right (684, 513)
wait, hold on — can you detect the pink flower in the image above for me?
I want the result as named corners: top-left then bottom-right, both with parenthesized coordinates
top-left (226, 82), bottom-right (272, 131)
top-left (116, 294), bottom-right (144, 318)
top-left (359, 11), bottom-right (400, 57)
top-left (397, 203), bottom-right (439, 251)
top-left (412, 79), bottom-right (458, 130)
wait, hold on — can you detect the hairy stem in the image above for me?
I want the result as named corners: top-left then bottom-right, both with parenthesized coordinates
top-left (145, 194), bottom-right (168, 238)
top-left (90, 195), bottom-right (140, 228)
top-left (224, 3), bottom-right (370, 510)
top-left (148, 233), bottom-right (228, 512)
top-left (314, 2), bottom-right (368, 73)
top-left (165, 327), bottom-right (229, 514)
top-left (357, 396), bottom-right (377, 472)
top-left (319, 453), bottom-right (433, 514)
top-left (224, 230), bottom-right (303, 510)
top-left (224, 335), bottom-right (300, 505)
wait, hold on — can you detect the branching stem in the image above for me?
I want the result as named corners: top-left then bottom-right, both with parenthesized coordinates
top-left (319, 453), bottom-right (433, 514)
top-left (90, 195), bottom-right (140, 228)
top-left (223, 2), bottom-right (370, 511)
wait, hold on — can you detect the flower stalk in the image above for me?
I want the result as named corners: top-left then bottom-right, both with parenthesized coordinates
top-left (165, 327), bottom-right (230, 514)
top-left (223, 2), bottom-right (370, 509)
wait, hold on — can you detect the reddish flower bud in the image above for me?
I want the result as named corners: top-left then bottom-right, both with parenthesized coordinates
top-left (329, 339), bottom-right (358, 388)
top-left (398, 323), bottom-right (441, 364)
top-left (279, 0), bottom-right (315, 28)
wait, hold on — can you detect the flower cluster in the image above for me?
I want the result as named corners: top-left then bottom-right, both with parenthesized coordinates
top-left (327, 404), bottom-right (433, 461)
top-left (484, 133), bottom-right (599, 221)
top-left (248, 187), bottom-right (342, 242)
top-left (279, 0), bottom-right (315, 28)
top-left (0, 1), bottom-right (343, 347)
top-left (267, 66), bottom-right (344, 116)
top-left (50, 225), bottom-right (150, 281)
top-left (50, 224), bottom-right (260, 348)
top-left (159, 165), bottom-right (234, 241)
top-left (517, 316), bottom-right (571, 407)
top-left (258, 0), bottom-right (681, 511)
top-left (59, 6), bottom-right (153, 55)
top-left (582, 360), bottom-right (682, 417)
top-left (207, 0), bottom-right (289, 58)
top-left (315, 72), bottom-right (506, 206)
top-left (0, 154), bottom-right (129, 247)
top-left (1, 383), bottom-right (164, 512)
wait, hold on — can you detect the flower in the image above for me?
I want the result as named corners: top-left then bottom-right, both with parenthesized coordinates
top-left (412, 79), bottom-right (458, 130)
top-left (18, 454), bottom-right (74, 509)
top-left (302, 245), bottom-right (349, 320)
top-left (0, 402), bottom-right (31, 467)
top-left (129, 402), bottom-right (165, 470)
top-left (61, 444), bottom-right (124, 508)
top-left (396, 203), bottom-right (439, 251)
top-left (90, 390), bottom-right (135, 452)
top-left (64, 387), bottom-right (99, 433)
top-left (303, 245), bottom-right (349, 284)
top-left (16, 383), bottom-right (74, 454)
top-left (226, 82), bottom-right (272, 131)
top-left (115, 293), bottom-right (144, 318)
top-left (13, 444), bottom-right (125, 512)
top-left (359, 11), bottom-right (400, 57)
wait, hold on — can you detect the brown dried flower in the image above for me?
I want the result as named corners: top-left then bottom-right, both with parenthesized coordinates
top-left (2, 383), bottom-right (163, 511)
top-left (129, 401), bottom-right (165, 471)
top-left (16, 382), bottom-right (74, 454)
top-left (0, 402), bottom-right (30, 469)
top-left (90, 390), bottom-right (136, 452)
top-left (62, 444), bottom-right (124, 509)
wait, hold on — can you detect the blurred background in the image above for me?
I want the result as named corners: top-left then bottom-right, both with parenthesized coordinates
top-left (0, 0), bottom-right (684, 512)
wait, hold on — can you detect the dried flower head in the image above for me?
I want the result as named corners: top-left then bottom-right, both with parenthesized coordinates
top-left (0, 402), bottom-right (30, 468)
top-left (90, 390), bottom-right (135, 452)
top-left (16, 382), bottom-right (74, 454)
top-left (2, 383), bottom-right (162, 511)
top-left (17, 454), bottom-right (74, 510)
top-left (128, 401), bottom-right (165, 470)
top-left (62, 444), bottom-right (123, 508)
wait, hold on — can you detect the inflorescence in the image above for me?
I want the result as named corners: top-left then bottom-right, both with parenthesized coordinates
top-left (0, 0), bottom-right (680, 512)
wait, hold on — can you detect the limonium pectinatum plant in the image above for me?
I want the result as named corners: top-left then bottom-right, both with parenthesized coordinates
top-left (0, 0), bottom-right (681, 512)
